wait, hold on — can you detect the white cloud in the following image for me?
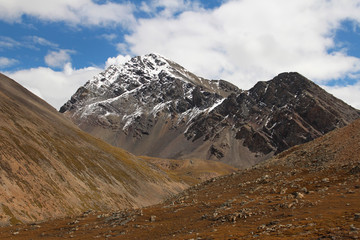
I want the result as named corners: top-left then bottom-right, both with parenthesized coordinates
top-left (0, 35), bottom-right (58, 50)
top-left (6, 65), bottom-right (101, 110)
top-left (26, 36), bottom-right (58, 48)
top-left (140, 2), bottom-right (152, 13)
top-left (140, 0), bottom-right (202, 17)
top-left (116, 43), bottom-right (129, 53)
top-left (105, 55), bottom-right (132, 68)
top-left (44, 49), bottom-right (74, 68)
top-left (0, 36), bottom-right (21, 49)
top-left (0, 57), bottom-right (19, 68)
top-left (3, 0), bottom-right (360, 112)
top-left (0, 0), bottom-right (135, 27)
top-left (126, 0), bottom-right (360, 89)
top-left (24, 86), bottom-right (43, 99)
top-left (5, 54), bottom-right (131, 110)
top-left (101, 33), bottom-right (117, 42)
top-left (323, 82), bottom-right (360, 110)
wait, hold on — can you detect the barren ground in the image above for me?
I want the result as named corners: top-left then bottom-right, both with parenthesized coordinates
top-left (1, 160), bottom-right (359, 239)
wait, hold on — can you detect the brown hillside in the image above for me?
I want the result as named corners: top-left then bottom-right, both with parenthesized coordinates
top-left (140, 156), bottom-right (237, 185)
top-left (0, 73), bottom-right (235, 226)
top-left (3, 118), bottom-right (359, 239)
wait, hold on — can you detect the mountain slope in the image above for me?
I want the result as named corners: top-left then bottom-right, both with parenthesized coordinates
top-left (61, 54), bottom-right (360, 168)
top-left (185, 72), bottom-right (360, 167)
top-left (140, 156), bottom-right (237, 185)
top-left (0, 73), bottom-right (235, 225)
top-left (60, 53), bottom-right (240, 160)
top-left (4, 116), bottom-right (360, 239)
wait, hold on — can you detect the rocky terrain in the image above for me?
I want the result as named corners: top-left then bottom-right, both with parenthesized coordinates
top-left (0, 73), bottom-right (235, 225)
top-left (60, 54), bottom-right (360, 168)
top-left (3, 112), bottom-right (360, 239)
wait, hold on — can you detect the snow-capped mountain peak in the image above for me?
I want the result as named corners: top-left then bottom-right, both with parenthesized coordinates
top-left (60, 54), bottom-right (360, 168)
top-left (89, 53), bottom-right (196, 91)
top-left (60, 53), bottom-right (239, 135)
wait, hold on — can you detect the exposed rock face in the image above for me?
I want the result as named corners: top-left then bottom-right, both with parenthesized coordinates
top-left (185, 72), bottom-right (360, 167)
top-left (0, 73), bottom-right (194, 225)
top-left (61, 54), bottom-right (360, 168)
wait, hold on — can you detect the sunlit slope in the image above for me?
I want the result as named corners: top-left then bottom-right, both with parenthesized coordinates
top-left (0, 73), bottom-right (189, 225)
top-left (2, 118), bottom-right (359, 238)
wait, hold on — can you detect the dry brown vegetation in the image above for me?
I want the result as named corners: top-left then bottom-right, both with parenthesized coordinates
top-left (140, 156), bottom-right (237, 184)
top-left (1, 116), bottom-right (359, 239)
top-left (0, 73), bottom-right (235, 226)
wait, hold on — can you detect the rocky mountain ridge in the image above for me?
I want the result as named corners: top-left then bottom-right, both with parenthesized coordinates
top-left (0, 73), bottom-right (235, 225)
top-left (185, 72), bottom-right (360, 166)
top-left (61, 54), bottom-right (360, 168)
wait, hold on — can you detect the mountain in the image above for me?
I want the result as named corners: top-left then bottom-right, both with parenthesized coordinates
top-left (186, 72), bottom-right (360, 167)
top-left (4, 116), bottom-right (360, 239)
top-left (0, 73), bottom-right (235, 225)
top-left (60, 54), bottom-right (360, 168)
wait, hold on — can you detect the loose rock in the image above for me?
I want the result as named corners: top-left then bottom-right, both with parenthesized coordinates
top-left (150, 215), bottom-right (156, 222)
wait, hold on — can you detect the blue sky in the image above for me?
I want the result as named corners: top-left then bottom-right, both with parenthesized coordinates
top-left (1, 0), bottom-right (360, 109)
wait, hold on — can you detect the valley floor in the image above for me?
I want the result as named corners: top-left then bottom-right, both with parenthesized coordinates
top-left (1, 162), bottom-right (359, 240)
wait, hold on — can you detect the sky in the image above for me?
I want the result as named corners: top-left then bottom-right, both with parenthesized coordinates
top-left (1, 0), bottom-right (360, 110)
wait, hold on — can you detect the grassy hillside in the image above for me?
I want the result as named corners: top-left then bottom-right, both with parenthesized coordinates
top-left (3, 118), bottom-right (359, 238)
top-left (0, 73), bottom-right (236, 225)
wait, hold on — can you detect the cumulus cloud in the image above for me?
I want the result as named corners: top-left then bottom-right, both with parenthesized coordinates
top-left (105, 55), bottom-right (132, 68)
top-left (6, 54), bottom-right (131, 110)
top-left (44, 49), bottom-right (74, 68)
top-left (0, 0), bottom-right (135, 27)
top-left (3, 0), bottom-right (360, 111)
top-left (126, 0), bottom-right (360, 89)
top-left (7, 65), bottom-right (101, 110)
top-left (0, 57), bottom-right (19, 68)
top-left (323, 82), bottom-right (360, 109)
